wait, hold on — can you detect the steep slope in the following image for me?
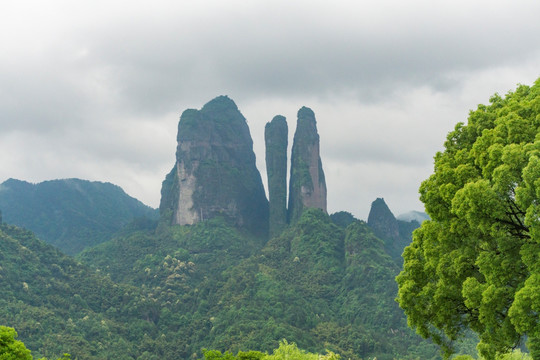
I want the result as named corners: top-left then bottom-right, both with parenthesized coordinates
top-left (159, 96), bottom-right (268, 238)
top-left (0, 223), bottom-right (154, 359)
top-left (0, 178), bottom-right (157, 254)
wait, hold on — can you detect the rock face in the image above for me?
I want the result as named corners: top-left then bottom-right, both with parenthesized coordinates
top-left (159, 96), bottom-right (269, 237)
top-left (265, 115), bottom-right (288, 238)
top-left (287, 107), bottom-right (327, 224)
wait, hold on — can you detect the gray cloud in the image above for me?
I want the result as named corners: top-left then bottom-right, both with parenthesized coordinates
top-left (1, 0), bottom-right (539, 219)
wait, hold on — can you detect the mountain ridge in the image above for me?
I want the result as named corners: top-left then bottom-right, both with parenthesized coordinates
top-left (0, 178), bottom-right (158, 254)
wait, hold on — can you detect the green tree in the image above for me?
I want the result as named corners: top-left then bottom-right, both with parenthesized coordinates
top-left (0, 326), bottom-right (32, 360)
top-left (263, 340), bottom-right (339, 360)
top-left (396, 78), bottom-right (540, 359)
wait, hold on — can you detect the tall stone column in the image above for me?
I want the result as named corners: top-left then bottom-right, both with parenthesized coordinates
top-left (288, 107), bottom-right (327, 224)
top-left (265, 115), bottom-right (288, 238)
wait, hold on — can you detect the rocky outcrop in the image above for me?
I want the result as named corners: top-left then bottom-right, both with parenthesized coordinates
top-left (159, 96), bottom-right (269, 237)
top-left (367, 198), bottom-right (399, 241)
top-left (265, 115), bottom-right (288, 238)
top-left (367, 198), bottom-right (408, 263)
top-left (287, 107), bottom-right (327, 224)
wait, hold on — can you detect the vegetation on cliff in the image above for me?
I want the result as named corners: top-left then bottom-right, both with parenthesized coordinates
top-left (77, 208), bottom-right (439, 360)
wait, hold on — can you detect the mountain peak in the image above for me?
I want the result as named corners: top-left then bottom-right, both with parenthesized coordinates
top-left (367, 197), bottom-right (399, 244)
top-left (201, 95), bottom-right (239, 112)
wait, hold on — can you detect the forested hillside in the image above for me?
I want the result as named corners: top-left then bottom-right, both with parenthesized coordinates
top-left (0, 178), bottom-right (158, 254)
top-left (0, 204), bottom-right (442, 359)
top-left (0, 223), bottom-right (150, 359)
top-left (76, 208), bottom-right (439, 360)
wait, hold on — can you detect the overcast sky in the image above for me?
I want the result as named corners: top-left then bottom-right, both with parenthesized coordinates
top-left (1, 0), bottom-right (539, 220)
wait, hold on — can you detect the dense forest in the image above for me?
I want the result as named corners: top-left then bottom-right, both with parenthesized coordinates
top-left (0, 204), bottom-right (439, 359)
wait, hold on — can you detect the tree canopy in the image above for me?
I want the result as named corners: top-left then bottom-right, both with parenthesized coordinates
top-left (0, 326), bottom-right (32, 360)
top-left (397, 78), bottom-right (540, 359)
top-left (201, 340), bottom-right (340, 360)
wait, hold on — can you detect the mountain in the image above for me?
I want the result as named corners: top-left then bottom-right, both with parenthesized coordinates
top-left (159, 96), bottom-right (269, 238)
top-left (1, 96), bottom-right (445, 359)
top-left (0, 178), bottom-right (158, 255)
top-left (396, 210), bottom-right (429, 223)
top-left (74, 96), bottom-right (439, 358)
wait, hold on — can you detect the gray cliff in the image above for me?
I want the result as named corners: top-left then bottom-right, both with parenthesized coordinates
top-left (159, 96), bottom-right (269, 237)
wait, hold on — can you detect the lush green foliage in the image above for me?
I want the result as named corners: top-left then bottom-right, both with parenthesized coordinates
top-left (397, 79), bottom-right (540, 359)
top-left (2, 201), bottom-right (440, 359)
top-left (201, 340), bottom-right (339, 360)
top-left (0, 326), bottom-right (32, 360)
top-left (79, 208), bottom-right (440, 359)
top-left (330, 211), bottom-right (357, 229)
top-left (0, 178), bottom-right (157, 254)
top-left (0, 224), bottom-right (149, 359)
top-left (0, 326), bottom-right (71, 360)
top-left (453, 349), bottom-right (532, 360)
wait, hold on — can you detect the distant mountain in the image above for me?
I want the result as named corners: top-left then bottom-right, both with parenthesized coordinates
top-left (0, 178), bottom-right (158, 254)
top-left (287, 107), bottom-right (327, 224)
top-left (367, 198), bottom-right (423, 265)
top-left (396, 210), bottom-right (429, 223)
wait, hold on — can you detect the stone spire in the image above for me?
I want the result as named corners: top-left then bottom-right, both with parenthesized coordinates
top-left (287, 107), bottom-right (327, 224)
top-left (265, 115), bottom-right (288, 238)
